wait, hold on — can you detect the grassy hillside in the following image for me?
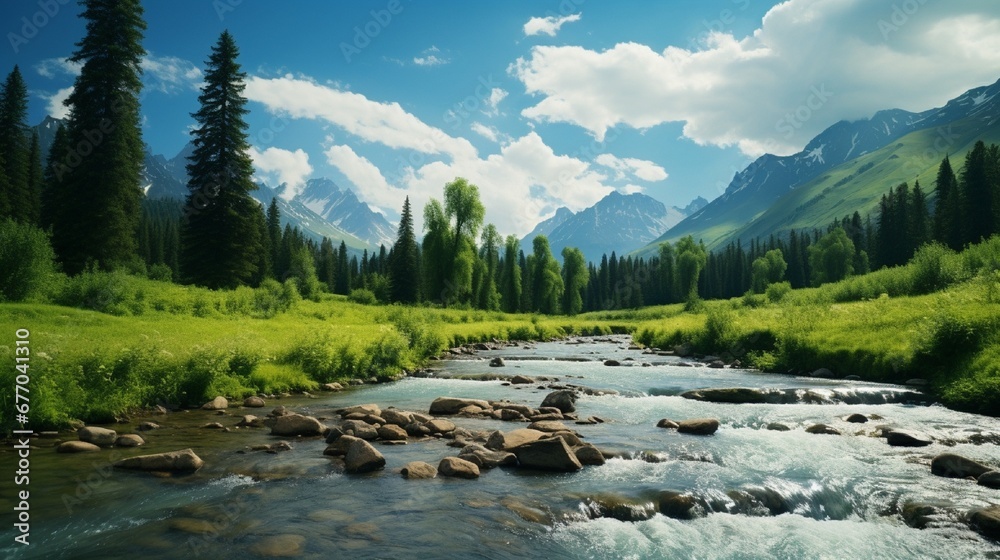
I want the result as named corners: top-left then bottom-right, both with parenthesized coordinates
top-left (717, 114), bottom-right (1000, 250)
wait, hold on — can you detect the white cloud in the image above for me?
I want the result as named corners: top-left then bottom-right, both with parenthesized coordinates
top-left (325, 144), bottom-right (401, 209)
top-left (524, 13), bottom-right (582, 37)
top-left (414, 46), bottom-right (449, 66)
top-left (248, 146), bottom-right (313, 199)
top-left (620, 184), bottom-right (645, 195)
top-left (470, 122), bottom-right (499, 142)
top-left (245, 75), bottom-right (477, 161)
top-left (44, 87), bottom-right (73, 119)
top-left (483, 87), bottom-right (507, 116)
top-left (511, 0), bottom-right (1000, 156)
top-left (595, 154), bottom-right (668, 182)
top-left (35, 58), bottom-right (81, 78)
top-left (141, 54), bottom-right (203, 94)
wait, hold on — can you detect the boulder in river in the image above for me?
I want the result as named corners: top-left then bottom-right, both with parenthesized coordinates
top-left (528, 420), bottom-right (571, 433)
top-left (511, 437), bottom-right (583, 472)
top-left (114, 448), bottom-right (204, 472)
top-left (970, 506), bottom-right (1000, 541)
top-left (115, 434), bottom-right (144, 448)
top-left (486, 428), bottom-right (546, 451)
top-left (424, 418), bottom-right (457, 435)
top-left (459, 446), bottom-right (517, 469)
top-left (344, 438), bottom-right (385, 474)
top-left (339, 403), bottom-right (382, 417)
top-left (885, 429), bottom-right (933, 447)
top-left (489, 357), bottom-right (505, 367)
top-left (401, 461), bottom-right (437, 479)
top-left (931, 453), bottom-right (992, 479)
top-left (574, 444), bottom-right (606, 466)
top-left (766, 423), bottom-right (791, 431)
top-left (377, 425), bottom-right (408, 441)
top-left (270, 414), bottom-right (325, 437)
top-left (324, 434), bottom-right (359, 457)
top-left (677, 418), bottom-right (720, 436)
top-left (243, 396), bottom-right (266, 408)
top-left (585, 495), bottom-right (657, 522)
top-left (137, 422), bottom-right (160, 431)
top-left (811, 368), bottom-right (836, 379)
top-left (657, 491), bottom-right (700, 520)
top-left (429, 397), bottom-right (492, 415)
top-left (603, 359), bottom-right (621, 367)
top-left (805, 424), bottom-right (841, 435)
top-left (439, 457), bottom-right (481, 479)
top-left (681, 387), bottom-right (770, 404)
top-left (978, 470), bottom-right (1000, 489)
top-left (510, 375), bottom-right (534, 385)
top-left (78, 426), bottom-right (117, 447)
top-left (656, 419), bottom-right (679, 429)
top-left (845, 413), bottom-right (868, 423)
top-left (57, 441), bottom-right (101, 453)
top-left (381, 409), bottom-right (415, 427)
top-left (340, 419), bottom-right (379, 440)
top-left (540, 390), bottom-right (577, 413)
top-left (201, 396), bottom-right (228, 410)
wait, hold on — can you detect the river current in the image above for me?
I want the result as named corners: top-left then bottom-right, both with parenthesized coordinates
top-left (2, 336), bottom-right (1000, 559)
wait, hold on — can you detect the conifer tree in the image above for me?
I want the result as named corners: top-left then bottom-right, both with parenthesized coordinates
top-left (41, 123), bottom-right (69, 230)
top-left (933, 155), bottom-right (960, 248)
top-left (389, 196), bottom-right (419, 303)
top-left (961, 141), bottom-right (994, 244)
top-left (181, 31), bottom-right (265, 288)
top-left (499, 235), bottom-right (522, 313)
top-left (910, 179), bottom-right (929, 251)
top-left (477, 224), bottom-right (501, 310)
top-left (0, 66), bottom-right (30, 222)
top-left (54, 0), bottom-right (146, 273)
top-left (561, 246), bottom-right (587, 315)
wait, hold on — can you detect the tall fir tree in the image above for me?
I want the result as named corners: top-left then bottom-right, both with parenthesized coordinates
top-left (25, 131), bottom-right (42, 226)
top-left (41, 123), bottom-right (69, 230)
top-left (499, 235), bottom-right (522, 313)
top-left (54, 0), bottom-right (146, 273)
top-left (933, 155), bottom-right (960, 248)
top-left (961, 141), bottom-right (994, 244)
top-left (909, 179), bottom-right (929, 251)
top-left (0, 66), bottom-right (30, 222)
top-left (389, 196), bottom-right (420, 303)
top-left (266, 197), bottom-right (282, 277)
top-left (181, 31), bottom-right (265, 288)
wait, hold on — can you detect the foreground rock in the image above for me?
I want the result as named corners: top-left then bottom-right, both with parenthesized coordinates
top-left (931, 453), bottom-right (992, 479)
top-left (489, 357), bottom-right (505, 367)
top-left (115, 434), bottom-right (144, 448)
top-left (805, 424), bottom-right (841, 435)
top-left (114, 448), bottom-right (204, 472)
top-left (439, 457), bottom-right (481, 479)
top-left (201, 396), bottom-right (228, 410)
top-left (57, 441), bottom-right (101, 453)
top-left (885, 429), bottom-right (933, 447)
top-left (78, 426), bottom-right (117, 447)
top-left (401, 461), bottom-right (437, 479)
top-left (676, 418), bottom-right (720, 436)
top-left (979, 470), bottom-right (1000, 489)
top-left (243, 396), bottom-right (266, 408)
top-left (344, 439), bottom-right (385, 474)
top-left (512, 437), bottom-right (582, 472)
top-left (270, 414), bottom-right (325, 437)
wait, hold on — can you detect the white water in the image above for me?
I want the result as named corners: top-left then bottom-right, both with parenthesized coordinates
top-left (3, 336), bottom-right (999, 559)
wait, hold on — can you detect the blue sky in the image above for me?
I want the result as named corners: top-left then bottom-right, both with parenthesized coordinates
top-left (3, 0), bottom-right (1000, 236)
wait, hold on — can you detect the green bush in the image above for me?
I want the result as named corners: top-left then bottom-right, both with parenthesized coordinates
top-left (910, 243), bottom-right (961, 294)
top-left (57, 269), bottom-right (149, 315)
top-left (348, 288), bottom-right (378, 305)
top-left (765, 281), bottom-right (792, 303)
top-left (0, 220), bottom-right (58, 302)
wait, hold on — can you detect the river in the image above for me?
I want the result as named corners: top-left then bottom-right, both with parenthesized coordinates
top-left (2, 336), bottom-right (1000, 559)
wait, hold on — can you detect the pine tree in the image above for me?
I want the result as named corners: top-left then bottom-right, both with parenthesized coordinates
top-left (0, 66), bottom-right (30, 222)
top-left (41, 123), bottom-right (68, 230)
top-left (389, 196), bottom-right (419, 303)
top-left (933, 155), bottom-right (960, 248)
top-left (477, 224), bottom-right (501, 310)
top-left (181, 31), bottom-right (265, 288)
top-left (499, 235), bottom-right (522, 313)
top-left (910, 179), bottom-right (929, 251)
top-left (54, 0), bottom-right (146, 273)
top-left (962, 141), bottom-right (994, 244)
top-left (24, 131), bottom-right (43, 226)
top-left (335, 241), bottom-right (350, 294)
top-left (561, 246), bottom-right (587, 315)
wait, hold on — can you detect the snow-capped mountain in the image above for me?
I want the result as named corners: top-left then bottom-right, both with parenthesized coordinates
top-left (288, 178), bottom-right (397, 249)
top-left (522, 191), bottom-right (707, 263)
top-left (644, 77), bottom-right (1000, 251)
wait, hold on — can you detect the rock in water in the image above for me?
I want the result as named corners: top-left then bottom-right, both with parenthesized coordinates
top-left (486, 428), bottom-right (546, 451)
top-left (512, 437), bottom-right (583, 472)
top-left (656, 419), bottom-right (679, 429)
top-left (677, 418), bottom-right (720, 436)
top-left (766, 423), bottom-right (791, 431)
top-left (439, 457), bottom-right (481, 479)
top-left (401, 461), bottom-right (437, 479)
top-left (931, 453), bottom-right (992, 479)
top-left (429, 397), bottom-right (492, 415)
top-left (489, 357), bottom-right (505, 367)
top-left (201, 396), bottom-right (228, 410)
top-left (57, 441), bottom-right (101, 453)
top-left (344, 439), bottom-right (385, 474)
top-left (510, 375), bottom-right (533, 384)
top-left (970, 506), bottom-right (1000, 540)
top-left (249, 534), bottom-right (306, 557)
top-left (845, 413), bottom-right (868, 423)
top-left (604, 360), bottom-right (621, 367)
top-left (115, 434), bottom-right (145, 448)
top-left (541, 390), bottom-right (577, 413)
top-left (114, 449), bottom-right (204, 472)
top-left (243, 396), bottom-right (266, 408)
top-left (885, 429), bottom-right (933, 447)
top-left (270, 414), bottom-right (325, 437)
top-left (377, 425), bottom-right (408, 441)
top-left (574, 444), bottom-right (606, 466)
top-left (805, 424), bottom-right (841, 435)
top-left (78, 426), bottom-right (118, 447)
top-left (979, 471), bottom-right (1000, 489)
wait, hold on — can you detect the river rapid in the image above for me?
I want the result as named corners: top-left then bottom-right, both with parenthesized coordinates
top-left (2, 335), bottom-right (1000, 559)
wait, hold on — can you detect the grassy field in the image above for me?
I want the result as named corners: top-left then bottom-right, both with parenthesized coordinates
top-left (2, 238), bottom-right (999, 435)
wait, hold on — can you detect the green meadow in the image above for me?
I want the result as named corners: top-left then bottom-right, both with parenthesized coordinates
top-left (3, 237), bottom-right (1000, 436)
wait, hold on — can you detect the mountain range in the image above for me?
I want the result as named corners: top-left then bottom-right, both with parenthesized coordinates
top-left (637, 77), bottom-right (1000, 255)
top-left (522, 192), bottom-right (707, 262)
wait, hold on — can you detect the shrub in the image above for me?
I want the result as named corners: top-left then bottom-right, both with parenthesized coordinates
top-left (0, 219), bottom-right (58, 302)
top-left (910, 243), bottom-right (960, 294)
top-left (765, 281), bottom-right (792, 303)
top-left (348, 288), bottom-right (378, 305)
top-left (57, 269), bottom-right (148, 315)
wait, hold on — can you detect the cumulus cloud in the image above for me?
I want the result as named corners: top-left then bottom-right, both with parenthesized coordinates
top-left (141, 54), bottom-right (203, 94)
top-left (470, 122), bottom-right (500, 142)
top-left (325, 145), bottom-right (401, 209)
top-left (35, 58), bottom-right (82, 78)
top-left (524, 13), bottom-right (582, 37)
top-left (595, 154), bottom-right (668, 182)
top-left (245, 74), bottom-right (477, 161)
top-left (248, 146), bottom-right (313, 199)
top-left (483, 87), bottom-right (507, 116)
top-left (511, 0), bottom-right (1000, 156)
top-left (44, 87), bottom-right (73, 119)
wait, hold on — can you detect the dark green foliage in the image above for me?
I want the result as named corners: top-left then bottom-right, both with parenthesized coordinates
top-left (53, 0), bottom-right (147, 273)
top-left (808, 227), bottom-right (855, 286)
top-left (181, 31), bottom-right (265, 288)
top-left (0, 219), bottom-right (57, 301)
top-left (0, 66), bottom-right (31, 223)
top-left (529, 235), bottom-right (563, 314)
top-left (961, 141), bottom-right (997, 244)
top-left (389, 196), bottom-right (419, 303)
top-left (561, 246), bottom-right (587, 315)
top-left (676, 236), bottom-right (707, 301)
top-left (750, 249), bottom-right (787, 293)
top-left (500, 235), bottom-right (522, 313)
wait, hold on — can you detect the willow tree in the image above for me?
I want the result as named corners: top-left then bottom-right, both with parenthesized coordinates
top-left (181, 31), bottom-right (266, 288)
top-left (53, 0), bottom-right (146, 273)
